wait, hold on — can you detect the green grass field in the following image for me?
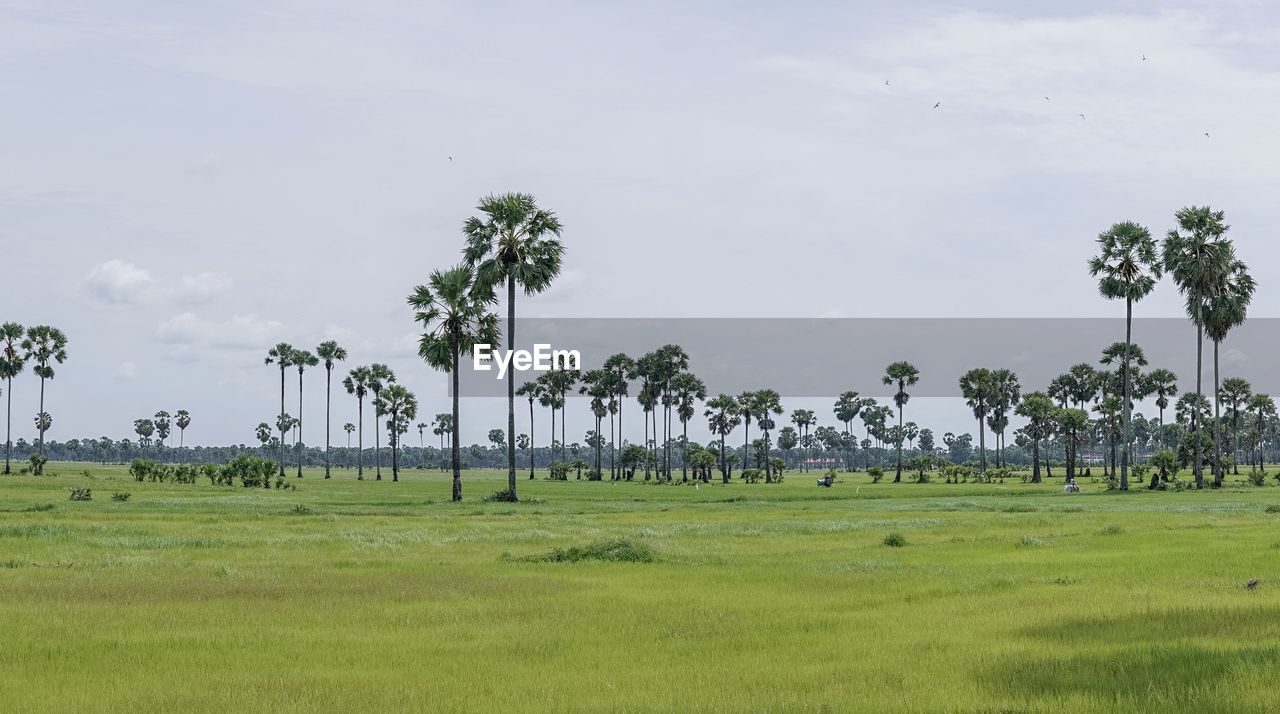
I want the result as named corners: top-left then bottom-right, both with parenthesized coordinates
top-left (4, 463), bottom-right (1280, 712)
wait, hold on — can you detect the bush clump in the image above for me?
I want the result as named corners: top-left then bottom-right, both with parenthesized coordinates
top-left (1264, 504), bottom-right (1280, 514)
top-left (68, 487), bottom-right (92, 501)
top-left (530, 538), bottom-right (656, 563)
top-left (111, 492), bottom-right (131, 502)
top-left (482, 488), bottom-right (519, 503)
top-left (21, 503), bottom-right (55, 513)
top-left (883, 532), bottom-right (906, 547)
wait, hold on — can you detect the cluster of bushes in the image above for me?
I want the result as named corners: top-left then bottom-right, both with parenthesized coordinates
top-left (129, 456), bottom-right (296, 490)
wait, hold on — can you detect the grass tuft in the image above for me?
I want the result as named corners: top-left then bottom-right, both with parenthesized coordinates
top-left (522, 537), bottom-right (657, 563)
top-left (883, 533), bottom-right (907, 547)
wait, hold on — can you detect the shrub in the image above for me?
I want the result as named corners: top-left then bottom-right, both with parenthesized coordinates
top-left (289, 504), bottom-right (312, 515)
top-left (111, 492), bottom-right (131, 502)
top-left (172, 464), bottom-right (197, 484)
top-left (1265, 504), bottom-right (1280, 514)
top-left (585, 468), bottom-right (603, 481)
top-left (867, 466), bottom-right (885, 484)
top-left (200, 464), bottom-right (222, 485)
top-left (1249, 471), bottom-right (1266, 487)
top-left (21, 503), bottom-right (55, 512)
top-left (883, 532), bottom-right (906, 547)
top-left (221, 455), bottom-right (276, 488)
top-left (79, 469), bottom-right (93, 479)
top-left (530, 538), bottom-right (656, 563)
top-left (28, 454), bottom-right (48, 474)
top-left (547, 461), bottom-right (570, 481)
top-left (482, 488), bottom-right (519, 503)
top-left (68, 487), bottom-right (92, 501)
top-left (129, 459), bottom-right (158, 482)
top-left (742, 469), bottom-right (761, 484)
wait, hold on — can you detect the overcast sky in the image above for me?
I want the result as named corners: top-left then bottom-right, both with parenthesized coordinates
top-left (4, 0), bottom-right (1279, 448)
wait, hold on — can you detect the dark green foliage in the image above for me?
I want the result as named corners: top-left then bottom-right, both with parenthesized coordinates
top-left (21, 503), bottom-right (54, 512)
top-left (482, 488), bottom-right (519, 503)
top-left (527, 538), bottom-right (656, 563)
top-left (111, 492), bottom-right (131, 502)
top-left (289, 504), bottom-right (312, 515)
top-left (883, 533), bottom-right (906, 547)
top-left (68, 487), bottom-right (91, 501)
top-left (867, 466), bottom-right (884, 483)
top-left (742, 468), bottom-right (761, 484)
top-left (1264, 504), bottom-right (1280, 513)
top-left (547, 461), bottom-right (569, 481)
top-left (222, 454), bottom-right (278, 488)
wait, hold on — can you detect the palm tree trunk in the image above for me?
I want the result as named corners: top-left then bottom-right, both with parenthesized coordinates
top-left (681, 418), bottom-right (689, 482)
top-left (278, 366), bottom-right (286, 477)
top-left (1194, 304), bottom-right (1205, 488)
top-left (36, 376), bottom-right (46, 473)
top-left (720, 432), bottom-right (728, 484)
top-left (894, 403), bottom-right (903, 483)
top-left (325, 366), bottom-right (332, 479)
top-left (357, 397), bottom-right (364, 479)
top-left (1031, 439), bottom-right (1041, 483)
top-left (643, 409), bottom-right (650, 479)
top-left (528, 398), bottom-right (536, 480)
top-left (297, 369), bottom-right (304, 478)
top-left (374, 391), bottom-right (382, 481)
top-left (506, 274), bottom-right (517, 498)
top-left (616, 392), bottom-right (624, 480)
top-left (1213, 340), bottom-right (1222, 486)
top-left (548, 405), bottom-right (555, 474)
top-left (977, 409), bottom-right (987, 475)
top-left (452, 337), bottom-right (462, 502)
top-left (5, 376), bottom-right (12, 474)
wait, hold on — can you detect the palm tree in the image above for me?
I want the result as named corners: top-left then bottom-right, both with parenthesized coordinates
top-left (988, 369), bottom-right (1020, 469)
top-left (1220, 377), bottom-right (1253, 475)
top-left (1142, 368), bottom-right (1179, 430)
top-left (705, 394), bottom-right (741, 483)
top-left (516, 380), bottom-right (540, 479)
top-left (1162, 206), bottom-right (1235, 488)
top-left (1056, 408), bottom-right (1090, 482)
top-left (375, 384), bottom-right (418, 482)
top-left (408, 264), bottom-right (499, 501)
top-left (1090, 221), bottom-right (1161, 489)
top-left (1015, 392), bottom-right (1055, 482)
top-left (1093, 395), bottom-right (1123, 479)
top-left (134, 418), bottom-right (155, 447)
top-left (315, 340), bottom-right (348, 479)
top-left (1203, 259), bottom-right (1254, 485)
top-left (366, 363), bottom-right (396, 481)
top-left (1, 322), bottom-right (26, 475)
top-left (289, 349), bottom-right (319, 477)
top-left (342, 366), bottom-right (372, 479)
top-left (154, 411), bottom-right (172, 450)
top-left (264, 342), bottom-right (296, 476)
top-left (737, 389), bottom-right (756, 473)
top-left (463, 192), bottom-right (565, 499)
top-left (603, 353), bottom-right (636, 479)
top-left (750, 389), bottom-right (784, 482)
top-left (959, 369), bottom-right (995, 474)
top-left (256, 422), bottom-right (273, 451)
top-left (21, 326), bottom-right (67, 474)
top-left (791, 409), bottom-right (816, 472)
top-left (175, 410), bottom-right (191, 450)
top-left (670, 371), bottom-right (706, 481)
top-left (882, 361), bottom-right (920, 482)
top-left (1247, 394), bottom-right (1276, 473)
top-left (344, 422), bottom-right (355, 449)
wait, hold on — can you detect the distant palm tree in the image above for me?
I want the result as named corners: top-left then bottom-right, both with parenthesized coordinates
top-left (1056, 408), bottom-right (1090, 482)
top-left (175, 410), bottom-right (191, 449)
top-left (1143, 369), bottom-right (1179, 430)
top-left (603, 353), bottom-right (636, 479)
top-left (154, 411), bottom-right (172, 448)
top-left (516, 380), bottom-right (541, 479)
top-left (670, 371), bottom-right (706, 481)
top-left (1220, 377), bottom-right (1252, 475)
top-left (408, 264), bottom-right (499, 501)
top-left (315, 340), bottom-right (348, 479)
top-left (1, 322), bottom-right (26, 475)
top-left (344, 422), bottom-right (355, 449)
top-left (736, 389), bottom-right (756, 473)
top-left (375, 384), bottom-right (418, 482)
top-left (256, 422), bottom-right (273, 450)
top-left (342, 366), bottom-right (372, 479)
top-left (791, 408), bottom-right (816, 473)
top-left (290, 349), bottom-right (319, 477)
top-left (1162, 206), bottom-right (1235, 488)
top-left (882, 361), bottom-right (920, 482)
top-left (987, 369), bottom-right (1020, 469)
top-left (1015, 392), bottom-right (1055, 482)
top-left (705, 394), bottom-right (741, 483)
top-left (463, 192), bottom-right (565, 499)
top-left (366, 363), bottom-right (396, 481)
top-left (1247, 394), bottom-right (1276, 473)
top-left (1203, 259), bottom-right (1254, 484)
top-left (958, 368), bottom-right (994, 474)
top-left (264, 342), bottom-right (296, 477)
top-left (1090, 221), bottom-right (1161, 490)
top-left (750, 389), bottom-right (784, 482)
top-left (134, 418), bottom-right (155, 447)
top-left (22, 325), bottom-right (67, 474)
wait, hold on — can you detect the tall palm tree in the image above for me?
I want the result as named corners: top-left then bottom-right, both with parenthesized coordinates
top-left (1090, 220), bottom-right (1161, 490)
top-left (342, 366), bottom-right (372, 479)
top-left (22, 326), bottom-right (67, 474)
top-left (670, 371), bottom-right (706, 481)
top-left (1, 322), bottom-right (26, 475)
top-left (344, 422), bottom-right (355, 449)
top-left (791, 409), bottom-right (816, 472)
top-left (375, 384), bottom-right (418, 482)
top-left (1015, 392), bottom-right (1055, 483)
top-left (705, 394), bottom-right (741, 483)
top-left (958, 368), bottom-right (994, 474)
top-left (366, 363), bottom-right (396, 481)
top-left (1203, 258), bottom-right (1254, 485)
top-left (1162, 206), bottom-right (1235, 488)
top-left (264, 342), bottom-right (296, 477)
top-left (408, 264), bottom-right (499, 501)
top-left (315, 340), bottom-right (348, 479)
top-left (882, 361), bottom-right (920, 483)
top-left (1056, 407), bottom-right (1090, 482)
top-left (737, 389), bottom-right (756, 473)
top-left (750, 389), bottom-right (784, 482)
top-left (175, 410), bottom-right (191, 450)
top-left (516, 380), bottom-right (541, 479)
top-left (603, 353), bottom-right (636, 479)
top-left (1220, 377), bottom-right (1253, 475)
top-left (154, 411), bottom-right (172, 450)
top-left (463, 193), bottom-right (565, 499)
top-left (987, 369), bottom-right (1020, 469)
top-left (1247, 394), bottom-right (1276, 473)
top-left (291, 349), bottom-right (318, 477)
top-left (1143, 369), bottom-right (1179, 430)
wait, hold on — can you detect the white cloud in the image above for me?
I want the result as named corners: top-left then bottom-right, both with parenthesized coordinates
top-left (84, 259), bottom-right (232, 307)
top-left (157, 312), bottom-right (287, 349)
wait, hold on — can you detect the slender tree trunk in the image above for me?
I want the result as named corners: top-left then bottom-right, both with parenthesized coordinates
top-left (681, 418), bottom-right (688, 481)
top-left (617, 391), bottom-right (623, 480)
top-left (977, 407), bottom-right (987, 474)
top-left (548, 405), bottom-right (555, 474)
top-left (277, 367), bottom-right (286, 476)
top-left (36, 377), bottom-right (46, 474)
top-left (325, 366), bottom-right (332, 479)
top-left (894, 402), bottom-right (903, 483)
top-left (1194, 314), bottom-right (1204, 488)
top-left (561, 399), bottom-right (566, 464)
top-left (528, 398), bottom-right (536, 480)
top-left (452, 338), bottom-right (462, 502)
top-left (297, 369), bottom-right (304, 478)
top-left (506, 275), bottom-right (517, 499)
top-left (5, 376), bottom-right (12, 474)
top-left (1031, 439), bottom-right (1041, 483)
top-left (1119, 298), bottom-right (1132, 489)
top-left (356, 397), bottom-right (364, 479)
top-left (643, 408), bottom-right (650, 479)
top-left (1213, 340), bottom-right (1222, 486)
top-left (720, 432), bottom-right (728, 484)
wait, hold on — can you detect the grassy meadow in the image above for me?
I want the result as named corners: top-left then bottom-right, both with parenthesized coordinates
top-left (4, 462), bottom-right (1280, 712)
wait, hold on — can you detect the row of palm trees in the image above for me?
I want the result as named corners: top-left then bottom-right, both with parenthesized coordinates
top-left (131, 410), bottom-right (191, 449)
top-left (1, 323), bottom-right (69, 475)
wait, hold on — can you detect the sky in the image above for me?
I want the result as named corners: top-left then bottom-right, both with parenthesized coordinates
top-left (3, 0), bottom-right (1280, 448)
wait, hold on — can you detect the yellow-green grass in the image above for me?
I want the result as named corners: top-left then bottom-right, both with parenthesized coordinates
top-left (4, 463), bottom-right (1280, 712)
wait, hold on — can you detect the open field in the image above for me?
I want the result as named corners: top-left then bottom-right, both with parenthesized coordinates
top-left (4, 463), bottom-right (1280, 712)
